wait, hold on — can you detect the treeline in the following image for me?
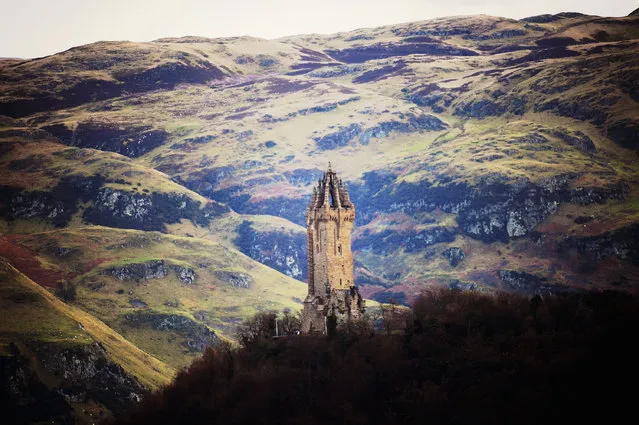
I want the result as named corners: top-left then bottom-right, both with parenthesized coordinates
top-left (111, 289), bottom-right (638, 425)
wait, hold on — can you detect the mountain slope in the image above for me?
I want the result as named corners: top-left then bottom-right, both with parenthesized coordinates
top-left (0, 257), bottom-right (174, 423)
top-left (1, 12), bottom-right (638, 306)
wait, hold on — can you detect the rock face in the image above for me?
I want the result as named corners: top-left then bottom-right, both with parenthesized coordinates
top-left (171, 265), bottom-right (197, 285)
top-left (83, 188), bottom-right (229, 231)
top-left (104, 260), bottom-right (168, 281)
top-left (498, 269), bottom-right (548, 294)
top-left (45, 122), bottom-right (169, 158)
top-left (326, 42), bottom-right (478, 63)
top-left (1, 342), bottom-right (147, 421)
top-left (0, 175), bottom-right (228, 231)
top-left (0, 175), bottom-right (105, 227)
top-left (1, 348), bottom-right (73, 424)
top-left (457, 182), bottom-right (562, 243)
top-left (102, 260), bottom-right (196, 284)
top-left (36, 343), bottom-right (146, 413)
top-left (314, 114), bottom-right (447, 150)
top-left (315, 124), bottom-right (362, 150)
top-left (215, 271), bottom-right (253, 288)
top-left (234, 221), bottom-right (307, 280)
top-left (123, 313), bottom-right (218, 352)
top-left (442, 247), bottom-right (465, 267)
top-left (561, 224), bottom-right (639, 265)
top-left (349, 174), bottom-right (625, 243)
top-left (354, 226), bottom-right (457, 254)
top-left (498, 270), bottom-right (576, 295)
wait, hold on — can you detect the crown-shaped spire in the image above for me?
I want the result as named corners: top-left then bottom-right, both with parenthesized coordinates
top-left (307, 163), bottom-right (354, 210)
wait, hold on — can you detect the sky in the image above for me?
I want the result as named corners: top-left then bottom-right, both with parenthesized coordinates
top-left (1, 0), bottom-right (636, 58)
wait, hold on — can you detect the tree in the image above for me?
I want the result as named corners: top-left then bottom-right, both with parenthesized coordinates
top-left (235, 311), bottom-right (277, 348)
top-left (279, 308), bottom-right (301, 335)
top-left (382, 297), bottom-right (398, 335)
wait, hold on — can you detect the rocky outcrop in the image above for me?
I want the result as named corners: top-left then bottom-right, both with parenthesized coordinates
top-left (354, 226), bottom-right (456, 255)
top-left (314, 124), bottom-right (362, 150)
top-left (457, 182), bottom-right (561, 243)
top-left (102, 260), bottom-right (196, 284)
top-left (497, 269), bottom-right (578, 295)
top-left (103, 260), bottom-right (168, 281)
top-left (442, 247), bottom-right (465, 267)
top-left (499, 269), bottom-right (545, 293)
top-left (453, 96), bottom-right (528, 118)
top-left (83, 188), bottom-right (228, 231)
top-left (123, 313), bottom-right (218, 352)
top-left (560, 224), bottom-right (639, 265)
top-left (358, 114), bottom-right (447, 144)
top-left (315, 114), bottom-right (447, 150)
top-left (607, 119), bottom-right (639, 150)
top-left (45, 121), bottom-right (169, 158)
top-left (308, 64), bottom-right (363, 78)
top-left (0, 175), bottom-right (105, 227)
top-left (353, 174), bottom-right (625, 243)
top-left (1, 341), bottom-right (147, 423)
top-left (550, 129), bottom-right (597, 153)
top-left (234, 221), bottom-right (307, 280)
top-left (215, 271), bottom-right (253, 289)
top-left (448, 280), bottom-right (478, 291)
top-left (406, 83), bottom-right (456, 113)
top-left (0, 174), bottom-right (228, 232)
top-left (183, 165), bottom-right (237, 198)
top-left (171, 265), bottom-right (196, 285)
top-left (219, 194), bottom-right (307, 226)
top-left (326, 42), bottom-right (478, 63)
top-left (284, 168), bottom-right (324, 186)
top-left (36, 342), bottom-right (146, 413)
top-left (1, 347), bottom-right (73, 424)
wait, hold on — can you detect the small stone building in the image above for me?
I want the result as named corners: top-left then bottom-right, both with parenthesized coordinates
top-left (301, 164), bottom-right (365, 334)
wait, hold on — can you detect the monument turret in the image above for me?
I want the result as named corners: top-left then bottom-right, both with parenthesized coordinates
top-left (301, 163), bottom-right (364, 333)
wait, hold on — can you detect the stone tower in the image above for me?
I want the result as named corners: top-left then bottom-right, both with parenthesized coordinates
top-left (301, 163), bottom-right (365, 334)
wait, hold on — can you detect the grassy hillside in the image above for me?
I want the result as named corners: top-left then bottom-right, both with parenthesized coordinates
top-left (0, 256), bottom-right (174, 423)
top-left (1, 12), bottom-right (638, 319)
top-left (1, 226), bottom-right (306, 367)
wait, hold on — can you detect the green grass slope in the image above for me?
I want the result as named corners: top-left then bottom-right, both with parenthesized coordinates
top-left (0, 256), bottom-right (174, 423)
top-left (1, 226), bottom-right (306, 368)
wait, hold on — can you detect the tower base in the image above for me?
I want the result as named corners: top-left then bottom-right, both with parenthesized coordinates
top-left (301, 287), bottom-right (365, 334)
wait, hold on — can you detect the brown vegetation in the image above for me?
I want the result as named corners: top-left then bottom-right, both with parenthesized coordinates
top-left (112, 289), bottom-right (638, 425)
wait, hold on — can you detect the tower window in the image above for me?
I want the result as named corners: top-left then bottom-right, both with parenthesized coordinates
top-left (338, 245), bottom-right (342, 255)
top-left (316, 244), bottom-right (319, 253)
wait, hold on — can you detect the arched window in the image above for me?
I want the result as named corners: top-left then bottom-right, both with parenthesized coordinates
top-left (338, 245), bottom-right (342, 255)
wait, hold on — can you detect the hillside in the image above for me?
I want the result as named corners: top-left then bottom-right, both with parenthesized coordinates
top-left (0, 257), bottom-right (174, 424)
top-left (1, 9), bottom-right (639, 365)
